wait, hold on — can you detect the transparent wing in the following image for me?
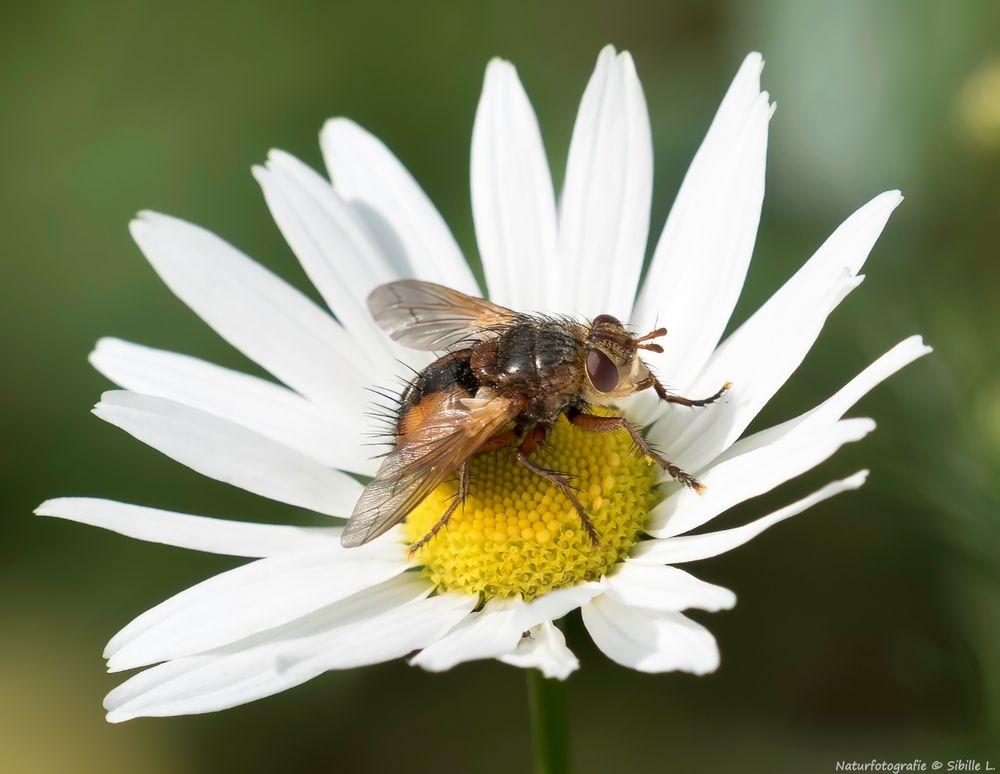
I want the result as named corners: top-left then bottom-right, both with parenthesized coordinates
top-left (367, 279), bottom-right (519, 351)
top-left (341, 389), bottom-right (524, 547)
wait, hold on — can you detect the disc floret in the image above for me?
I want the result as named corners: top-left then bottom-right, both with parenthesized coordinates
top-left (405, 412), bottom-right (659, 600)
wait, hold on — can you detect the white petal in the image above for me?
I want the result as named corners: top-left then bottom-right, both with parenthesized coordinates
top-left (497, 622), bottom-right (579, 680)
top-left (632, 53), bottom-right (771, 415)
top-left (471, 58), bottom-right (558, 311)
top-left (721, 335), bottom-right (932, 460)
top-left (94, 391), bottom-right (363, 516)
top-left (557, 46), bottom-right (653, 318)
top-left (632, 470), bottom-right (868, 565)
top-left (320, 118), bottom-right (479, 295)
top-left (253, 153), bottom-right (398, 362)
top-left (104, 576), bottom-right (429, 716)
top-left (105, 532), bottom-right (407, 671)
top-left (129, 212), bottom-right (372, 410)
top-left (90, 338), bottom-right (375, 475)
top-left (410, 595), bottom-right (522, 672)
top-left (581, 595), bottom-right (719, 674)
top-left (411, 583), bottom-right (601, 672)
top-left (650, 191), bottom-right (903, 471)
top-left (603, 563), bottom-right (736, 613)
top-left (254, 151), bottom-right (425, 378)
top-left (105, 576), bottom-right (474, 722)
top-left (646, 417), bottom-right (875, 538)
top-left (34, 497), bottom-right (340, 558)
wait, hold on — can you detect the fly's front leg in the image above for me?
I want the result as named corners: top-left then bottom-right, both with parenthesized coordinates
top-left (653, 377), bottom-right (732, 408)
top-left (514, 425), bottom-right (600, 547)
top-left (570, 411), bottom-right (706, 494)
top-left (408, 461), bottom-right (469, 556)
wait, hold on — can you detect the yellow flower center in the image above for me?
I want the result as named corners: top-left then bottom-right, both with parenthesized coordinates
top-left (404, 410), bottom-right (659, 600)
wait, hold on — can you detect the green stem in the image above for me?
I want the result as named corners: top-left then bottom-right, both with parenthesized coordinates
top-left (526, 669), bottom-right (569, 774)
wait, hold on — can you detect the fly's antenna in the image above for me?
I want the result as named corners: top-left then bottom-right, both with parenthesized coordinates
top-left (635, 327), bottom-right (667, 353)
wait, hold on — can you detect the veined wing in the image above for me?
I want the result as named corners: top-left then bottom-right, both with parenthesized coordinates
top-left (367, 279), bottom-right (518, 351)
top-left (341, 389), bottom-right (524, 547)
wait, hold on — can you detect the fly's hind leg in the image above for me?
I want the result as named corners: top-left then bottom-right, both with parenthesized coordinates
top-left (570, 411), bottom-right (706, 494)
top-left (408, 461), bottom-right (469, 556)
top-left (515, 426), bottom-right (600, 548)
top-left (408, 428), bottom-right (528, 555)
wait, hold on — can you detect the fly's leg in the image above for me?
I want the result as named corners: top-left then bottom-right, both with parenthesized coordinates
top-left (515, 426), bottom-right (600, 547)
top-left (515, 452), bottom-right (600, 547)
top-left (474, 429), bottom-right (519, 454)
top-left (653, 378), bottom-right (732, 408)
top-left (408, 426), bottom-right (549, 556)
top-left (408, 461), bottom-right (469, 556)
top-left (570, 412), bottom-right (706, 494)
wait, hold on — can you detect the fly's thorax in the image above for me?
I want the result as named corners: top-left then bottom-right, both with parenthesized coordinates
top-left (472, 318), bottom-right (586, 402)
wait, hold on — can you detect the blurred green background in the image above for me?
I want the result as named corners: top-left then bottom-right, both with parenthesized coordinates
top-left (2, 0), bottom-right (998, 771)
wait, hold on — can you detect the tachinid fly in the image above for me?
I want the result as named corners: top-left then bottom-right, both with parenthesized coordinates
top-left (341, 280), bottom-right (730, 550)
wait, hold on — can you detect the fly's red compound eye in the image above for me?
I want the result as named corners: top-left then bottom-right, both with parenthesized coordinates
top-left (586, 349), bottom-right (619, 393)
top-left (591, 314), bottom-right (621, 329)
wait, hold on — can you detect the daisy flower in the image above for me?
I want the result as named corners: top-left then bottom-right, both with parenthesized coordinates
top-left (37, 46), bottom-right (929, 723)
